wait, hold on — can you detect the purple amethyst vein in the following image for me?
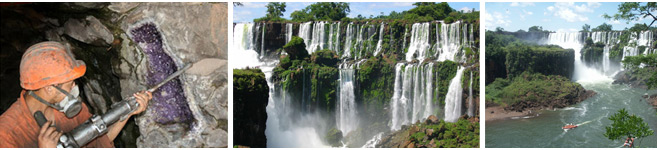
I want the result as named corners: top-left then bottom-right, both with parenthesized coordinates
top-left (129, 22), bottom-right (193, 124)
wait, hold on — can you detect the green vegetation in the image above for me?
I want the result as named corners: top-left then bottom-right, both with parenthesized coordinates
top-left (283, 36), bottom-right (309, 60)
top-left (604, 108), bottom-right (654, 147)
top-left (290, 2), bottom-right (350, 22)
top-left (486, 72), bottom-right (585, 108)
top-left (405, 119), bottom-right (479, 148)
top-left (603, 2), bottom-right (657, 27)
top-left (592, 23), bottom-right (613, 32)
top-left (581, 38), bottom-right (606, 65)
top-left (621, 54), bottom-right (657, 89)
top-left (485, 31), bottom-right (574, 82)
top-left (254, 2), bottom-right (287, 22)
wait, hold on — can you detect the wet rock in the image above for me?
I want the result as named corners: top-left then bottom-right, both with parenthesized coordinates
top-left (233, 69), bottom-right (268, 147)
top-left (425, 115), bottom-right (439, 124)
top-left (63, 16), bottom-right (114, 46)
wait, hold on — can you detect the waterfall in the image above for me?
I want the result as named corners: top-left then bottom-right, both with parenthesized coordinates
top-left (436, 21), bottom-right (466, 62)
top-left (336, 62), bottom-right (358, 134)
top-left (286, 23), bottom-right (293, 43)
top-left (260, 22), bottom-right (266, 57)
top-left (390, 62), bottom-right (436, 130)
top-left (545, 32), bottom-right (610, 82)
top-left (361, 132), bottom-right (385, 148)
top-left (308, 21), bottom-right (327, 53)
top-left (234, 22), bottom-right (328, 148)
top-left (231, 23), bottom-right (261, 69)
top-left (299, 22), bottom-right (312, 51)
top-left (405, 22), bottom-right (431, 61)
top-left (343, 23), bottom-right (354, 58)
top-left (444, 67), bottom-right (465, 123)
top-left (328, 22), bottom-right (340, 53)
top-left (374, 22), bottom-right (385, 56)
top-left (467, 71), bottom-right (474, 117)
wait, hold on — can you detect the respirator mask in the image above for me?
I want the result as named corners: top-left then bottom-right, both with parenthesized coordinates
top-left (29, 84), bottom-right (82, 118)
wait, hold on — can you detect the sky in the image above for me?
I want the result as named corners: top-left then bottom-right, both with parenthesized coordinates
top-left (485, 2), bottom-right (657, 32)
top-left (233, 2), bottom-right (479, 23)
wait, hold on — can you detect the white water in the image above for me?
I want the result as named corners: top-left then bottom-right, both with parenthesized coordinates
top-left (467, 71), bottom-right (474, 117)
top-left (231, 23), bottom-right (261, 69)
top-left (436, 21), bottom-right (466, 62)
top-left (336, 62), bottom-right (359, 135)
top-left (444, 67), bottom-right (465, 122)
top-left (374, 22), bottom-right (385, 56)
top-left (390, 62), bottom-right (436, 130)
top-left (343, 23), bottom-right (355, 58)
top-left (285, 23), bottom-right (293, 43)
top-left (406, 22), bottom-right (431, 61)
top-left (361, 132), bottom-right (385, 148)
top-left (233, 22), bottom-right (328, 147)
top-left (545, 32), bottom-right (611, 83)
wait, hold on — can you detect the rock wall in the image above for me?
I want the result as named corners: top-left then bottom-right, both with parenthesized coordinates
top-left (0, 2), bottom-right (227, 148)
top-left (110, 2), bottom-right (228, 147)
top-left (233, 69), bottom-right (269, 148)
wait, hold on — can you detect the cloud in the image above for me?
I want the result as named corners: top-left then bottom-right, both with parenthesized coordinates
top-left (546, 2), bottom-right (600, 22)
top-left (510, 2), bottom-right (535, 7)
top-left (460, 7), bottom-right (472, 13)
top-left (519, 9), bottom-right (534, 20)
top-left (485, 10), bottom-right (511, 30)
top-left (241, 2), bottom-right (266, 8)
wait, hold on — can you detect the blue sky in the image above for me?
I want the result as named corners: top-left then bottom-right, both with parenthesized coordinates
top-left (486, 2), bottom-right (657, 32)
top-left (234, 2), bottom-right (479, 23)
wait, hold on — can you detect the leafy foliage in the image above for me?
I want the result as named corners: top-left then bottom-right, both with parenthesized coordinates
top-left (283, 36), bottom-right (309, 60)
top-left (485, 72), bottom-right (585, 107)
top-left (604, 108), bottom-right (654, 147)
top-left (290, 2), bottom-right (350, 22)
top-left (603, 2), bottom-right (657, 27)
top-left (592, 23), bottom-right (614, 32)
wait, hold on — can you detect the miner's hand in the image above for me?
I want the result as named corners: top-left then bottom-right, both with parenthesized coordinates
top-left (38, 121), bottom-right (61, 148)
top-left (131, 91), bottom-right (152, 116)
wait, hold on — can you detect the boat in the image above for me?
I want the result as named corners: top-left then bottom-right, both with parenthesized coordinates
top-left (562, 124), bottom-right (577, 129)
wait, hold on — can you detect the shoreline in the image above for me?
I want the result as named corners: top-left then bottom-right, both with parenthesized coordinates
top-left (485, 106), bottom-right (540, 122)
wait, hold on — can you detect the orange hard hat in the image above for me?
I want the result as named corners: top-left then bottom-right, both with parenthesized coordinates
top-left (20, 41), bottom-right (86, 90)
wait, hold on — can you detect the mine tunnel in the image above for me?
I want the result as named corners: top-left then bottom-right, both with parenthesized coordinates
top-left (0, 2), bottom-right (228, 148)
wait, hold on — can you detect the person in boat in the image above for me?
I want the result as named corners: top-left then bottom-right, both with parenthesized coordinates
top-left (622, 137), bottom-right (635, 147)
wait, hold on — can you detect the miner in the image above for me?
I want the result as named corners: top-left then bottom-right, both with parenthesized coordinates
top-left (0, 41), bottom-right (152, 147)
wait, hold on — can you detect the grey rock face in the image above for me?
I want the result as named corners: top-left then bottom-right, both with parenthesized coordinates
top-left (110, 2), bottom-right (228, 148)
top-left (63, 15), bottom-right (114, 46)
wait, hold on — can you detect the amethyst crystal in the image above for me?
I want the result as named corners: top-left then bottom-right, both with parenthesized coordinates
top-left (130, 22), bottom-right (193, 124)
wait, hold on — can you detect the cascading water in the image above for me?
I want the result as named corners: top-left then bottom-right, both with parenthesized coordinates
top-left (436, 21), bottom-right (466, 62)
top-left (231, 23), bottom-right (260, 69)
top-left (390, 62), bottom-right (436, 130)
top-left (233, 22), bottom-right (328, 148)
top-left (286, 23), bottom-right (293, 43)
top-left (336, 62), bottom-right (359, 134)
top-left (374, 22), bottom-right (385, 56)
top-left (444, 67), bottom-right (465, 122)
top-left (343, 23), bottom-right (355, 58)
top-left (467, 71), bottom-right (474, 117)
top-left (545, 32), bottom-right (610, 82)
top-left (405, 22), bottom-right (431, 61)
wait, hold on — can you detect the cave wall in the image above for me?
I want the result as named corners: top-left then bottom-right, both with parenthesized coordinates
top-left (0, 2), bottom-right (227, 148)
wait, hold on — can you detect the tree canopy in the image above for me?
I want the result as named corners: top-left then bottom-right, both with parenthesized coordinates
top-left (604, 108), bottom-right (654, 147)
top-left (592, 23), bottom-right (613, 32)
top-left (290, 2), bottom-right (350, 22)
top-left (603, 2), bottom-right (657, 28)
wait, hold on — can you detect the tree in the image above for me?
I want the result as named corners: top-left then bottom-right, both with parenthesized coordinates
top-left (290, 9), bottom-right (312, 22)
top-left (582, 24), bottom-right (591, 32)
top-left (604, 108), bottom-right (654, 147)
top-left (265, 2), bottom-right (286, 19)
top-left (592, 23), bottom-right (613, 32)
top-left (307, 2), bottom-right (350, 21)
top-left (528, 26), bottom-right (544, 32)
top-left (407, 2), bottom-right (454, 21)
top-left (603, 2), bottom-right (657, 28)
